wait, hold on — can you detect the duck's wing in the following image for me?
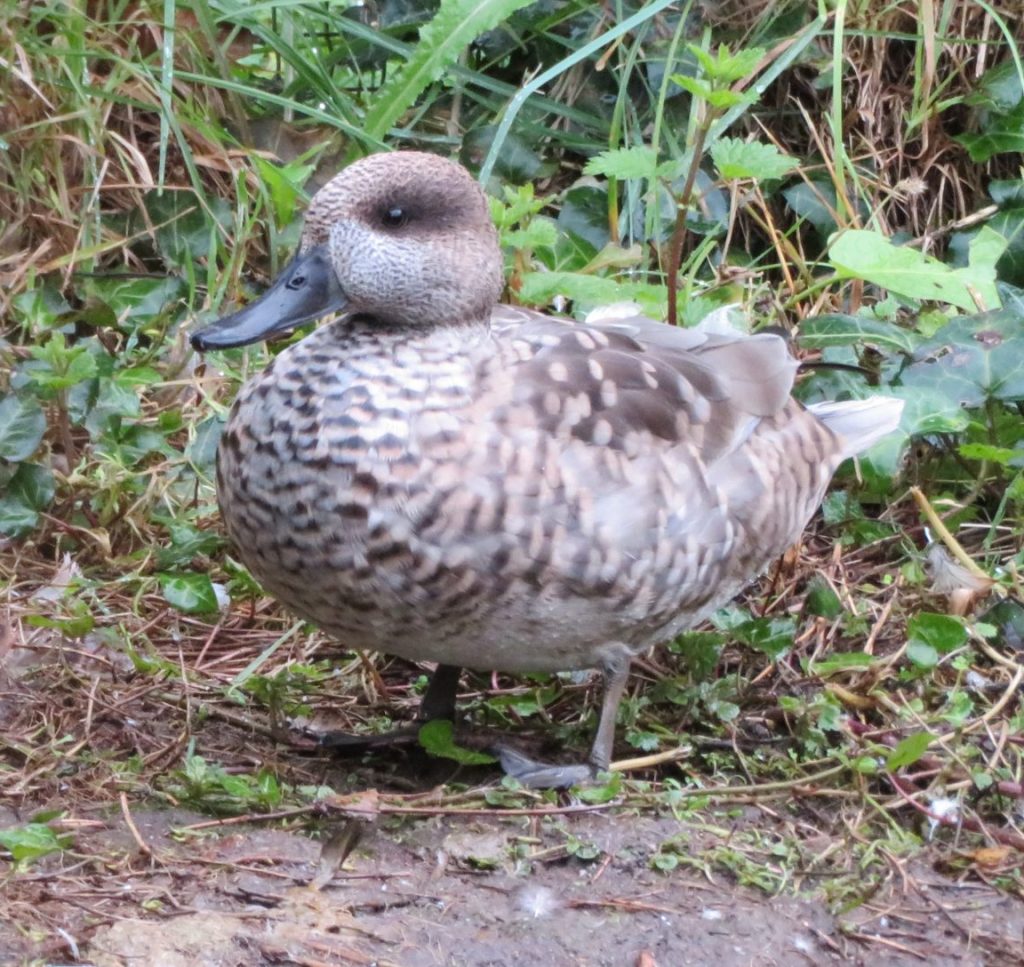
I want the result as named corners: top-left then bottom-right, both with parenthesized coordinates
top-left (488, 305), bottom-right (799, 465)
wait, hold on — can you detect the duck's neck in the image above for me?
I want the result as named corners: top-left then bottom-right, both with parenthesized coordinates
top-left (329, 313), bottom-right (492, 348)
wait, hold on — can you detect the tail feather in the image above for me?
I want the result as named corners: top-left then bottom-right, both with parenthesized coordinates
top-left (807, 397), bottom-right (905, 459)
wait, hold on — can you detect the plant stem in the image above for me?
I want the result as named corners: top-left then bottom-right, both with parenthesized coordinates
top-left (665, 117), bottom-right (713, 326)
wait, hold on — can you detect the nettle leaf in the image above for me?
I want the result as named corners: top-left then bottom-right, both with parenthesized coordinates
top-left (0, 395), bottom-right (46, 462)
top-left (518, 271), bottom-right (667, 319)
top-left (503, 218), bottom-right (558, 251)
top-left (671, 73), bottom-right (713, 101)
top-left (830, 229), bottom-right (1002, 311)
top-left (886, 732), bottom-right (932, 771)
top-left (418, 720), bottom-right (496, 765)
top-left (688, 44), bottom-right (765, 84)
top-left (900, 309), bottom-right (1024, 407)
top-left (584, 146), bottom-right (659, 181)
top-left (958, 442), bottom-right (1020, 465)
top-left (160, 572), bottom-right (219, 614)
top-left (711, 137), bottom-right (797, 181)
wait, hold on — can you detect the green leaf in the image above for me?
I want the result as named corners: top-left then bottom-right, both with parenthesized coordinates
top-left (503, 219), bottom-right (559, 251)
top-left (808, 652), bottom-right (876, 676)
top-left (576, 771), bottom-right (621, 803)
top-left (671, 73), bottom-right (713, 101)
top-left (688, 44), bottom-right (765, 84)
top-left (900, 309), bottom-right (1024, 407)
top-left (0, 823), bottom-right (70, 862)
top-left (783, 180), bottom-right (840, 236)
top-left (738, 617), bottom-right (795, 659)
top-left (0, 463), bottom-right (56, 537)
top-left (956, 100), bottom-right (1024, 163)
top-left (362, 0), bottom-right (537, 141)
top-left (160, 572), bottom-right (219, 614)
top-left (84, 275), bottom-right (188, 328)
top-left (958, 442), bottom-right (1019, 464)
top-left (518, 271), bottom-right (667, 320)
top-left (0, 395), bottom-right (46, 462)
top-left (804, 576), bottom-right (843, 618)
top-left (829, 229), bottom-right (1001, 311)
top-left (886, 732), bottom-right (932, 771)
top-left (710, 137), bottom-right (797, 181)
top-left (584, 146), bottom-right (659, 181)
top-left (418, 719), bottom-right (496, 765)
top-left (965, 58), bottom-right (1023, 112)
top-left (251, 155), bottom-right (316, 228)
top-left (797, 314), bottom-right (921, 353)
top-left (906, 640), bottom-right (938, 668)
top-left (907, 613), bottom-right (968, 655)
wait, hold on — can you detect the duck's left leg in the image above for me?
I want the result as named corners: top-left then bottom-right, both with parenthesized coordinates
top-left (493, 652), bottom-right (631, 789)
top-left (315, 663), bottom-right (462, 749)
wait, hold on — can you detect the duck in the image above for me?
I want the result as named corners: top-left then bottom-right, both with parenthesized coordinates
top-left (191, 151), bottom-right (904, 788)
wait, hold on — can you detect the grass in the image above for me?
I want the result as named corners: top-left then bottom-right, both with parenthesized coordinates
top-left (2, 0), bottom-right (1024, 952)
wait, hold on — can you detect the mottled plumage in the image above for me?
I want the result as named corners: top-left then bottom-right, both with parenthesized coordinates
top-left (192, 152), bottom-right (903, 787)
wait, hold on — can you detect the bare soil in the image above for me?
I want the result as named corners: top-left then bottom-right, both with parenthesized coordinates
top-left (3, 602), bottom-right (1023, 966)
top-left (3, 793), bottom-right (1022, 966)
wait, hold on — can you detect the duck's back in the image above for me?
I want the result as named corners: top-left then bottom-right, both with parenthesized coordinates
top-left (216, 309), bottom-right (866, 673)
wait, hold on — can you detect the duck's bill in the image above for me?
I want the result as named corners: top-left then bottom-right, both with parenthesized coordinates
top-left (190, 244), bottom-right (348, 351)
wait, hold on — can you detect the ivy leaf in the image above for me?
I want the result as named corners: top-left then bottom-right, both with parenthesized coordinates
top-left (900, 309), bottom-right (1024, 407)
top-left (956, 100), bottom-right (1024, 163)
top-left (0, 463), bottom-right (55, 537)
top-left (0, 395), bottom-right (46, 462)
top-left (711, 137), bottom-right (798, 181)
top-left (418, 720), bottom-right (496, 765)
top-left (160, 572), bottom-right (219, 614)
top-left (797, 313), bottom-right (921, 353)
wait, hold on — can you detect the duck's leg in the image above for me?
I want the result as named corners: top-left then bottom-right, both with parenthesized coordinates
top-left (315, 663), bottom-right (462, 749)
top-left (494, 653), bottom-right (631, 789)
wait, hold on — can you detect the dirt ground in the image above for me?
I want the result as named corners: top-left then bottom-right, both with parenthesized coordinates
top-left (3, 793), bottom-right (1022, 967)
top-left (3, 606), bottom-right (1024, 966)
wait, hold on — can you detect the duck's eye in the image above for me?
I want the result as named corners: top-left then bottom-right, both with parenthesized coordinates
top-left (382, 206), bottom-right (408, 229)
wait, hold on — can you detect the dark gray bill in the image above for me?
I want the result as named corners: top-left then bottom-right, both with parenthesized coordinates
top-left (190, 244), bottom-right (347, 351)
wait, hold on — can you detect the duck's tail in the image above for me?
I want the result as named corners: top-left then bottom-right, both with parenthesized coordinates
top-left (807, 397), bottom-right (905, 460)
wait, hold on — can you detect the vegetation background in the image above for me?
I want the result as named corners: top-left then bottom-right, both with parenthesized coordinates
top-left (2, 0), bottom-right (1024, 963)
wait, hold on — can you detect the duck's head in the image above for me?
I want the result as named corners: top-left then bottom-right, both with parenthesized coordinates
top-left (191, 152), bottom-right (504, 350)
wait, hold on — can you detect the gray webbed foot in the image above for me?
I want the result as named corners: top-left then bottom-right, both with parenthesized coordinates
top-left (493, 745), bottom-right (596, 789)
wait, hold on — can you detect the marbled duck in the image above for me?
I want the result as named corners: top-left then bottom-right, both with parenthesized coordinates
top-left (192, 151), bottom-right (903, 788)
